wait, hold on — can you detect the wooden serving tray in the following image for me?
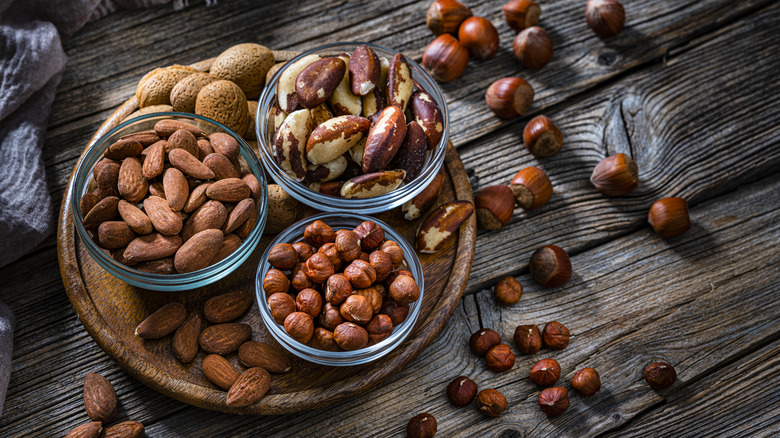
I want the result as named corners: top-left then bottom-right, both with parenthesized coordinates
top-left (56, 50), bottom-right (476, 415)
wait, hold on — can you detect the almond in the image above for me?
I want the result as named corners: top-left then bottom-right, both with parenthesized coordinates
top-left (199, 323), bottom-right (252, 355)
top-left (118, 131), bottom-right (161, 147)
top-left (166, 129), bottom-right (199, 157)
top-left (202, 354), bottom-right (240, 390)
top-left (295, 57), bottom-right (346, 108)
top-left (213, 234), bottom-right (243, 263)
top-left (144, 196), bottom-right (183, 236)
top-left (64, 421), bottom-right (102, 438)
top-left (277, 54), bottom-right (323, 112)
top-left (172, 314), bottom-right (201, 363)
top-left (390, 121), bottom-right (428, 182)
top-left (402, 167), bottom-right (444, 221)
top-left (223, 198), bottom-right (255, 234)
top-left (168, 148), bottom-right (216, 180)
top-left (124, 233), bottom-right (182, 263)
top-left (234, 207), bottom-right (257, 240)
top-left (195, 80), bottom-right (249, 135)
top-left (142, 140), bottom-right (166, 179)
top-left (226, 367), bottom-right (271, 407)
top-left (83, 196), bottom-right (120, 230)
top-left (174, 228), bottom-right (224, 273)
top-left (134, 302), bottom-right (187, 338)
top-left (154, 119), bottom-right (204, 138)
top-left (80, 192), bottom-right (99, 216)
top-left (171, 72), bottom-right (218, 113)
top-left (97, 221), bottom-right (136, 249)
top-left (209, 43), bottom-right (275, 100)
top-left (206, 178), bottom-right (250, 202)
top-left (104, 139), bottom-right (143, 160)
top-left (102, 421), bottom-right (145, 438)
top-left (362, 106), bottom-right (407, 173)
top-left (265, 184), bottom-right (298, 234)
top-left (204, 291), bottom-right (253, 323)
top-left (242, 174), bottom-right (262, 203)
top-left (386, 53), bottom-right (413, 112)
top-left (273, 108), bottom-right (313, 181)
top-left (238, 341), bottom-right (292, 373)
top-left (341, 170), bottom-right (406, 198)
top-left (203, 153), bottom-right (239, 180)
top-left (183, 182), bottom-right (212, 213)
top-left (328, 54), bottom-right (362, 116)
top-left (416, 200), bottom-right (474, 253)
top-left (163, 167), bottom-right (189, 212)
top-left (349, 45), bottom-right (381, 96)
top-left (197, 138), bottom-right (214, 159)
top-left (410, 90), bottom-right (444, 150)
top-left (83, 372), bottom-right (118, 423)
top-left (182, 200), bottom-right (227, 241)
top-left (95, 160), bottom-right (120, 199)
top-left (208, 132), bottom-right (240, 164)
top-left (136, 65), bottom-right (196, 108)
top-left (135, 257), bottom-right (175, 274)
top-left (117, 157), bottom-right (148, 203)
top-left (305, 115), bottom-right (370, 165)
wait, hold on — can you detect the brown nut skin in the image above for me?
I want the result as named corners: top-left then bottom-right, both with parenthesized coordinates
top-left (304, 220), bottom-right (335, 247)
top-left (591, 153), bottom-right (638, 196)
top-left (530, 358), bottom-right (561, 386)
top-left (291, 263), bottom-right (314, 291)
top-left (458, 16), bottom-right (499, 60)
top-left (334, 229), bottom-right (361, 263)
top-left (523, 115), bottom-right (563, 157)
top-left (422, 34), bottom-right (469, 83)
top-left (263, 268), bottom-right (290, 297)
top-left (366, 314), bottom-right (393, 344)
top-left (513, 26), bottom-right (554, 69)
top-left (325, 273), bottom-right (354, 305)
top-left (644, 362), bottom-right (677, 390)
top-left (304, 253), bottom-right (335, 283)
top-left (475, 185), bottom-right (515, 230)
top-left (268, 292), bottom-right (296, 324)
top-left (388, 274), bottom-right (420, 305)
top-left (513, 324), bottom-right (542, 355)
top-left (318, 302), bottom-right (345, 331)
top-left (268, 243), bottom-right (298, 270)
top-left (426, 0), bottom-right (472, 35)
top-left (648, 197), bottom-right (690, 238)
top-left (381, 299), bottom-right (409, 325)
top-left (292, 241), bottom-right (315, 263)
top-left (538, 387), bottom-right (569, 416)
top-left (318, 242), bottom-right (344, 271)
top-left (407, 413), bottom-right (438, 438)
top-left (510, 166), bottom-right (553, 210)
top-left (476, 388), bottom-right (508, 417)
top-left (354, 286), bottom-right (383, 315)
top-left (349, 45), bottom-right (381, 97)
top-left (529, 244), bottom-right (572, 288)
top-left (486, 77), bottom-right (534, 119)
top-left (333, 322), bottom-right (369, 350)
top-left (339, 294), bottom-right (373, 324)
top-left (572, 367), bottom-right (601, 396)
top-left (446, 376), bottom-right (478, 407)
top-left (378, 240), bottom-right (404, 267)
top-left (485, 343), bottom-right (516, 373)
top-left (283, 311), bottom-right (314, 344)
top-left (344, 259), bottom-right (377, 289)
top-left (353, 220), bottom-right (384, 251)
top-left (586, 0), bottom-right (625, 38)
top-left (469, 328), bottom-right (502, 357)
top-left (494, 276), bottom-right (523, 305)
top-left (311, 327), bottom-right (340, 351)
top-left (543, 321), bottom-right (571, 350)
top-left (295, 288), bottom-right (324, 318)
top-left (369, 250), bottom-right (393, 282)
top-left (503, 0), bottom-right (542, 31)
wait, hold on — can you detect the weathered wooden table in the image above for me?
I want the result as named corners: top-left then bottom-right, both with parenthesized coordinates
top-left (1, 0), bottom-right (779, 436)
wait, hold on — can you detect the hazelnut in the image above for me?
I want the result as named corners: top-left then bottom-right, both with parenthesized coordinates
top-left (334, 229), bottom-right (361, 263)
top-left (585, 0), bottom-right (625, 38)
top-left (407, 412), bottom-right (437, 438)
top-left (295, 288), bottom-right (323, 318)
top-left (292, 241), bottom-right (315, 263)
top-left (311, 327), bottom-right (340, 351)
top-left (303, 253), bottom-right (334, 283)
top-left (469, 328), bottom-right (501, 356)
top-left (510, 166), bottom-right (553, 210)
top-left (354, 286), bottom-right (383, 315)
top-left (446, 376), bottom-right (478, 407)
top-left (379, 240), bottom-right (404, 267)
top-left (513, 324), bottom-right (542, 355)
top-left (317, 242), bottom-right (344, 271)
top-left (485, 344), bottom-right (516, 372)
top-left (474, 185), bottom-right (515, 230)
top-left (529, 358), bottom-right (561, 386)
top-left (304, 219), bottom-right (335, 248)
top-left (366, 314), bottom-right (393, 343)
top-left (291, 263), bottom-right (314, 291)
top-left (333, 322), bottom-right (369, 350)
top-left (381, 299), bottom-right (409, 325)
top-left (591, 153), bottom-right (638, 196)
top-left (358, 251), bottom-right (370, 262)
top-left (426, 0), bottom-right (472, 35)
top-left (485, 77), bottom-right (535, 119)
top-left (353, 220), bottom-right (384, 251)
top-left (648, 197), bottom-right (690, 238)
top-left (267, 292), bottom-right (296, 324)
top-left (422, 34), bottom-right (469, 83)
top-left (318, 302), bottom-right (344, 331)
top-left (268, 243), bottom-right (297, 270)
top-left (324, 273), bottom-right (353, 305)
top-left (512, 26), bottom-right (553, 69)
top-left (644, 362), bottom-right (676, 390)
top-left (283, 311), bottom-right (314, 344)
top-left (572, 367), bottom-right (601, 396)
top-left (369, 250), bottom-right (394, 282)
top-left (523, 115), bottom-right (563, 157)
top-left (385, 269), bottom-right (413, 288)
top-left (458, 16), bottom-right (499, 60)
top-left (339, 294), bottom-right (373, 324)
top-left (475, 388), bottom-right (507, 417)
top-left (494, 276), bottom-right (523, 305)
top-left (538, 387), bottom-right (569, 416)
top-left (542, 321), bottom-right (570, 350)
top-left (263, 268), bottom-right (290, 297)
top-left (388, 274), bottom-right (420, 306)
top-left (344, 259), bottom-right (377, 289)
top-left (502, 0), bottom-right (541, 31)
top-left (529, 244), bottom-right (572, 288)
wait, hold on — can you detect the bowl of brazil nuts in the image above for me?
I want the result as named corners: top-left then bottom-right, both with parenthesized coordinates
top-left (256, 42), bottom-right (449, 213)
top-left (256, 213), bottom-right (424, 366)
top-left (71, 113), bottom-right (268, 291)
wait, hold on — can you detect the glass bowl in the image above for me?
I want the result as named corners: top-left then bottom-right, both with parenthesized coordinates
top-left (71, 112), bottom-right (268, 291)
top-left (255, 213), bottom-right (424, 366)
top-left (256, 42), bottom-right (449, 214)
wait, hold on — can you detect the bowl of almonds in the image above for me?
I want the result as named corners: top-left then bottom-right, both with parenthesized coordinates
top-left (256, 42), bottom-right (449, 213)
top-left (71, 112), bottom-right (268, 290)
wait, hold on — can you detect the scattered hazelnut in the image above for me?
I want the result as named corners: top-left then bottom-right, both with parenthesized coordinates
top-left (334, 229), bottom-right (361, 263)
top-left (458, 16), bottom-right (499, 60)
top-left (304, 220), bottom-right (335, 247)
top-left (426, 0), bottom-right (472, 35)
top-left (542, 321), bottom-right (570, 350)
top-left (354, 286), bottom-right (383, 315)
top-left (283, 311), bottom-right (314, 344)
top-left (648, 197), bottom-right (690, 238)
top-left (512, 26), bottom-right (553, 69)
top-left (502, 0), bottom-right (541, 31)
top-left (509, 166), bottom-right (553, 210)
top-left (311, 327), bottom-right (340, 351)
top-left (422, 34), bottom-right (469, 83)
top-left (485, 77), bottom-right (535, 119)
top-left (513, 324), bottom-right (542, 355)
top-left (324, 273), bottom-right (353, 305)
top-left (319, 302), bottom-right (344, 331)
top-left (529, 358), bottom-right (561, 386)
top-left (407, 412), bottom-right (438, 438)
top-left (381, 299), bottom-right (409, 325)
top-left (538, 387), bottom-right (569, 416)
top-left (353, 220), bottom-right (384, 251)
top-left (344, 259), bottom-right (377, 289)
top-left (333, 322), bottom-right (369, 350)
top-left (268, 243), bottom-right (297, 270)
top-left (572, 367), bottom-right (601, 396)
top-left (318, 242), bottom-right (344, 271)
top-left (267, 292), bottom-right (296, 324)
top-left (303, 253), bottom-right (335, 283)
top-left (469, 328), bottom-right (501, 356)
top-left (494, 276), bottom-right (523, 305)
top-left (644, 362), bottom-right (677, 390)
top-left (475, 388), bottom-right (507, 417)
top-left (263, 268), bottom-right (290, 296)
top-left (446, 376), bottom-right (478, 407)
top-left (485, 344), bottom-right (516, 372)
top-left (585, 0), bottom-right (625, 38)
top-left (389, 273), bottom-right (420, 305)
top-left (291, 263), bottom-right (314, 291)
top-left (523, 115), bottom-right (563, 158)
top-left (590, 153), bottom-right (638, 196)
top-left (529, 244), bottom-right (572, 288)
top-left (474, 185), bottom-right (515, 230)
top-left (292, 241), bottom-right (315, 263)
top-left (366, 314), bottom-right (393, 343)
top-left (295, 288), bottom-right (323, 318)
top-left (339, 294), bottom-right (373, 324)
top-left (369, 250), bottom-right (394, 281)
top-left (379, 240), bottom-right (404, 267)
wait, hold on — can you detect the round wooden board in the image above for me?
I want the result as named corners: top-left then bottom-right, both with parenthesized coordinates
top-left (57, 50), bottom-right (476, 415)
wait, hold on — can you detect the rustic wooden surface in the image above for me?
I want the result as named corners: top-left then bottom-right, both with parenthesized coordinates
top-left (1, 0), bottom-right (779, 436)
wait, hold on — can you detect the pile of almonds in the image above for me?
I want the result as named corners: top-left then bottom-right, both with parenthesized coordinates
top-left (64, 373), bottom-right (143, 438)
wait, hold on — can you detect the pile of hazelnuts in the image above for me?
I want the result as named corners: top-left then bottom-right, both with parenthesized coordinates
top-left (262, 219), bottom-right (420, 352)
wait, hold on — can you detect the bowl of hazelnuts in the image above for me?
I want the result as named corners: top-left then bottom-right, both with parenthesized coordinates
top-left (255, 213), bottom-right (424, 366)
